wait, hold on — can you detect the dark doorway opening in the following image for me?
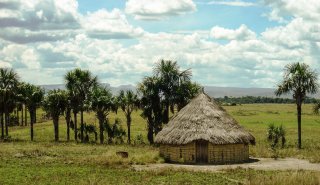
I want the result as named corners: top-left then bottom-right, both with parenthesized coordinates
top-left (196, 140), bottom-right (208, 163)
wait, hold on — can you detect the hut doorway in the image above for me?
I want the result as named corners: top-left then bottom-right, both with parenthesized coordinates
top-left (196, 140), bottom-right (208, 163)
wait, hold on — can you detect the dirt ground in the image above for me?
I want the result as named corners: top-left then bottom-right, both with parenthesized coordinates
top-left (133, 158), bottom-right (320, 172)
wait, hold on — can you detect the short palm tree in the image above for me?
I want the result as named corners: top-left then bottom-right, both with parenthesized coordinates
top-left (90, 86), bottom-right (116, 144)
top-left (118, 90), bottom-right (139, 144)
top-left (275, 62), bottom-right (319, 149)
top-left (65, 69), bottom-right (98, 142)
top-left (64, 91), bottom-right (72, 141)
top-left (0, 68), bottom-right (19, 138)
top-left (23, 83), bottom-right (44, 141)
top-left (138, 76), bottom-right (162, 144)
top-left (43, 89), bottom-right (68, 142)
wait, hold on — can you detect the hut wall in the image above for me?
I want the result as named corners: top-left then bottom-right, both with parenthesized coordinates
top-left (160, 143), bottom-right (249, 164)
top-left (159, 142), bottom-right (196, 163)
top-left (208, 143), bottom-right (249, 163)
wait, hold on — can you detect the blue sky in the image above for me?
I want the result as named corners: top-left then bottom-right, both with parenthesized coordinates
top-left (0, 0), bottom-right (319, 88)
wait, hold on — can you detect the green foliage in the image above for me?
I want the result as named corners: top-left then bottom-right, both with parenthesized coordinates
top-left (133, 133), bottom-right (145, 145)
top-left (105, 118), bottom-right (126, 144)
top-left (138, 60), bottom-right (200, 144)
top-left (42, 89), bottom-right (68, 119)
top-left (267, 124), bottom-right (286, 149)
top-left (83, 123), bottom-right (97, 143)
top-left (275, 62), bottom-right (319, 99)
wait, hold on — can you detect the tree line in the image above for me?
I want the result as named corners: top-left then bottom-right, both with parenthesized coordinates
top-left (0, 60), bottom-right (201, 144)
top-left (216, 96), bottom-right (318, 105)
top-left (1, 61), bottom-right (319, 149)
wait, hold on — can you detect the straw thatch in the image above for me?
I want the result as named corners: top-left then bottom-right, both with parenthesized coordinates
top-left (155, 93), bottom-right (255, 145)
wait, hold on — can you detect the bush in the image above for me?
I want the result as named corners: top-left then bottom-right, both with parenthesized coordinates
top-left (134, 133), bottom-right (145, 145)
top-left (267, 124), bottom-right (286, 159)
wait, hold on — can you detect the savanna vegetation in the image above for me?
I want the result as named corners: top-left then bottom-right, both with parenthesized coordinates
top-left (1, 61), bottom-right (320, 184)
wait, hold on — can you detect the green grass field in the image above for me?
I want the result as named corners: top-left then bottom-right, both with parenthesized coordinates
top-left (1, 104), bottom-right (320, 184)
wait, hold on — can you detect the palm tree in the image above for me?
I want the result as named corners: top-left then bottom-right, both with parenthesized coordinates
top-left (64, 91), bottom-right (72, 141)
top-left (65, 70), bottom-right (80, 141)
top-left (175, 81), bottom-right (201, 111)
top-left (0, 94), bottom-right (4, 139)
top-left (117, 90), bottom-right (139, 144)
top-left (23, 83), bottom-right (44, 141)
top-left (43, 89), bottom-right (68, 142)
top-left (0, 68), bottom-right (19, 138)
top-left (90, 86), bottom-right (116, 144)
top-left (65, 69), bottom-right (98, 142)
top-left (275, 62), bottom-right (319, 149)
top-left (138, 76), bottom-right (163, 144)
top-left (153, 59), bottom-right (192, 124)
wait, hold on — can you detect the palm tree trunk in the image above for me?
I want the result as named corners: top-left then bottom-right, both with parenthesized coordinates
top-left (147, 120), bottom-right (154, 144)
top-left (53, 117), bottom-right (59, 142)
top-left (25, 106), bottom-right (27, 126)
top-left (127, 114), bottom-right (131, 144)
top-left (98, 114), bottom-right (104, 144)
top-left (297, 103), bottom-right (302, 149)
top-left (163, 101), bottom-right (170, 124)
top-left (73, 112), bottom-right (78, 141)
top-left (1, 113), bottom-right (4, 139)
top-left (65, 109), bottom-right (71, 141)
top-left (21, 105), bottom-right (24, 126)
top-left (34, 110), bottom-right (37, 123)
top-left (30, 110), bottom-right (34, 141)
top-left (16, 108), bottom-right (19, 125)
top-left (80, 110), bottom-right (84, 142)
top-left (5, 111), bottom-right (9, 136)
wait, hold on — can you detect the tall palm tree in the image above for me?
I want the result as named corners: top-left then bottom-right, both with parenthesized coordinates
top-left (0, 68), bottom-right (19, 138)
top-left (23, 83), bottom-right (44, 141)
top-left (118, 90), bottom-right (139, 144)
top-left (90, 86), bottom-right (116, 144)
top-left (43, 89), bottom-right (68, 142)
top-left (65, 69), bottom-right (98, 142)
top-left (138, 76), bottom-right (163, 144)
top-left (275, 62), bottom-right (319, 149)
top-left (153, 59), bottom-right (192, 124)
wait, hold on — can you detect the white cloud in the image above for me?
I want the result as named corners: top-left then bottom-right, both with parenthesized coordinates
top-left (125, 0), bottom-right (196, 20)
top-left (207, 0), bottom-right (256, 7)
top-left (210, 24), bottom-right (256, 40)
top-left (1, 0), bottom-right (320, 88)
top-left (83, 9), bottom-right (144, 39)
top-left (0, 0), bottom-right (144, 43)
top-left (264, 0), bottom-right (320, 22)
top-left (0, 60), bottom-right (12, 68)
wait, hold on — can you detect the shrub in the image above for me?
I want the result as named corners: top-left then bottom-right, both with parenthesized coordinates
top-left (134, 133), bottom-right (145, 145)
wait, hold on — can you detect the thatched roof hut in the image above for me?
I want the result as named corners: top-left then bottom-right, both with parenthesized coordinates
top-left (155, 92), bottom-right (255, 164)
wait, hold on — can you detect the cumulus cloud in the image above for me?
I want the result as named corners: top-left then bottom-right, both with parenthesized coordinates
top-left (0, 0), bottom-right (79, 30)
top-left (1, 0), bottom-right (320, 88)
top-left (0, 0), bottom-right (144, 43)
top-left (82, 9), bottom-right (144, 39)
top-left (125, 0), bottom-right (196, 20)
top-left (263, 0), bottom-right (320, 22)
top-left (207, 0), bottom-right (256, 7)
top-left (210, 25), bottom-right (256, 40)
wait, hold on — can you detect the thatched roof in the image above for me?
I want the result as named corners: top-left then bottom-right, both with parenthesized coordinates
top-left (155, 93), bottom-right (255, 145)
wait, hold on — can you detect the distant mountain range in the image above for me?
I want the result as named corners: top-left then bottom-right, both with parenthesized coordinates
top-left (40, 84), bottom-right (320, 98)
